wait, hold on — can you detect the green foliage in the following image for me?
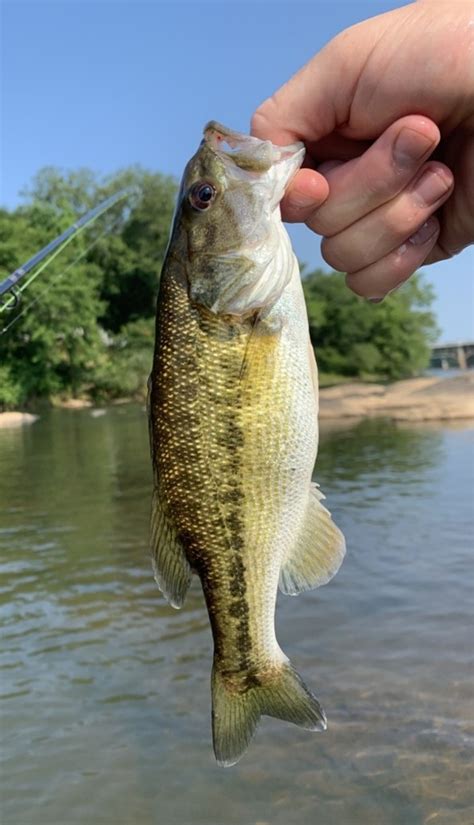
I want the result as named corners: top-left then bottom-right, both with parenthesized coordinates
top-left (0, 165), bottom-right (438, 411)
top-left (303, 269), bottom-right (438, 381)
top-left (91, 318), bottom-right (155, 401)
top-left (0, 202), bottom-right (105, 402)
top-left (21, 166), bottom-right (177, 332)
top-left (0, 167), bottom-right (174, 409)
top-left (0, 365), bottom-right (23, 408)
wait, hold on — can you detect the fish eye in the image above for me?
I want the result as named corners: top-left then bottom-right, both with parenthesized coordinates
top-left (189, 181), bottom-right (216, 211)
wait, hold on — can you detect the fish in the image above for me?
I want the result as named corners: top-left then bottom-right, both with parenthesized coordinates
top-left (148, 121), bottom-right (346, 767)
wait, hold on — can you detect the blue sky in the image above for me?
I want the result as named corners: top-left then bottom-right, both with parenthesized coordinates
top-left (1, 0), bottom-right (472, 342)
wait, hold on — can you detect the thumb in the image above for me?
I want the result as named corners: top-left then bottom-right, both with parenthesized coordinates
top-left (250, 25), bottom-right (381, 146)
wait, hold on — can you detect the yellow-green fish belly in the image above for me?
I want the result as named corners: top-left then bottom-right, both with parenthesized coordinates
top-left (149, 260), bottom-right (317, 683)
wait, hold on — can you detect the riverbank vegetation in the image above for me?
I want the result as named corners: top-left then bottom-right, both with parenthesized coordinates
top-left (0, 167), bottom-right (438, 410)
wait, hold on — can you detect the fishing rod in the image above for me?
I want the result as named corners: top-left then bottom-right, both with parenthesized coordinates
top-left (0, 186), bottom-right (137, 316)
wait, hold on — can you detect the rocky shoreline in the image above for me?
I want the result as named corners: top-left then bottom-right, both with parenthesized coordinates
top-left (319, 374), bottom-right (474, 421)
top-left (1, 374), bottom-right (473, 428)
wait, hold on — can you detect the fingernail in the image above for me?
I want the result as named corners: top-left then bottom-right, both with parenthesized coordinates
top-left (414, 169), bottom-right (451, 207)
top-left (408, 218), bottom-right (439, 245)
top-left (368, 282), bottom-right (404, 302)
top-left (393, 128), bottom-right (435, 166)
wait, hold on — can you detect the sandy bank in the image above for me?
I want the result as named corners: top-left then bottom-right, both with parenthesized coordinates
top-left (2, 375), bottom-right (472, 426)
top-left (54, 398), bottom-right (92, 409)
top-left (0, 412), bottom-right (39, 428)
top-left (319, 374), bottom-right (474, 421)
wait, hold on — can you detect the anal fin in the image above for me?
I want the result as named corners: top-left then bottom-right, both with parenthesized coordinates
top-left (279, 484), bottom-right (346, 596)
top-left (150, 489), bottom-right (191, 609)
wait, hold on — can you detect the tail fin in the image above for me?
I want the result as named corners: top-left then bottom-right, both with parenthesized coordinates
top-left (211, 660), bottom-right (326, 767)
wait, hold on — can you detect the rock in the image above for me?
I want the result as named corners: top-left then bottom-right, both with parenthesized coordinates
top-left (0, 412), bottom-right (38, 428)
top-left (319, 374), bottom-right (474, 421)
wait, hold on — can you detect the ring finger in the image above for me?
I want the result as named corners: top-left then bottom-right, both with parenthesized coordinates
top-left (345, 216), bottom-right (440, 300)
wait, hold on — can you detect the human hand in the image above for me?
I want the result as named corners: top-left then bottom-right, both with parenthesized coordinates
top-left (251, 0), bottom-right (474, 300)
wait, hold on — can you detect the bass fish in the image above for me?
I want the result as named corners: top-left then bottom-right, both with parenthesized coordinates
top-left (148, 122), bottom-right (345, 767)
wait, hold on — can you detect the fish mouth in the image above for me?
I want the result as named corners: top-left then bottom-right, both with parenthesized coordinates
top-left (203, 120), bottom-right (304, 174)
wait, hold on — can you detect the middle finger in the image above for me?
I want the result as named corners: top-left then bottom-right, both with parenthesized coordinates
top-left (284, 115), bottom-right (440, 229)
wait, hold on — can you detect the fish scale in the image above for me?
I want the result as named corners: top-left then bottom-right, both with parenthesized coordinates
top-left (148, 122), bottom-right (346, 766)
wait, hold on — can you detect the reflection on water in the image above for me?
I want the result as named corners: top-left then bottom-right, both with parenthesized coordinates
top-left (1, 407), bottom-right (473, 825)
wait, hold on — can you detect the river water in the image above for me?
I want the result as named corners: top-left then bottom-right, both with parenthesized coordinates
top-left (1, 406), bottom-right (473, 825)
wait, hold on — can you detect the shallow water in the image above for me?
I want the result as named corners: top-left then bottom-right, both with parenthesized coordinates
top-left (1, 406), bottom-right (473, 825)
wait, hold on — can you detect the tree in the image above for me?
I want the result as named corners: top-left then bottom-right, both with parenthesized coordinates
top-left (0, 203), bottom-right (105, 402)
top-left (20, 166), bottom-right (177, 331)
top-left (303, 269), bottom-right (438, 380)
top-left (0, 165), bottom-right (440, 410)
top-left (0, 166), bottom-right (177, 407)
top-left (92, 169), bottom-right (177, 331)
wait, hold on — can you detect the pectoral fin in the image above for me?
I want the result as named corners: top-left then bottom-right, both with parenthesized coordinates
top-left (279, 484), bottom-right (346, 596)
top-left (150, 489), bottom-right (191, 609)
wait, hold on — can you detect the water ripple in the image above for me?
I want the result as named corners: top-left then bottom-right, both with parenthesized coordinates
top-left (1, 407), bottom-right (473, 824)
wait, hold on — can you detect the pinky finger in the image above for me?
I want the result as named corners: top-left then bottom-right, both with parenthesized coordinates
top-left (345, 217), bottom-right (440, 301)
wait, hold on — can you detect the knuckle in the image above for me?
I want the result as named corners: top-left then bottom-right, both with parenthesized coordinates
top-left (364, 169), bottom-right (400, 202)
top-left (384, 203), bottom-right (418, 239)
top-left (390, 247), bottom-right (413, 276)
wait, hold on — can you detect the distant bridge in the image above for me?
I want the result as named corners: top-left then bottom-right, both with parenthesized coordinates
top-left (430, 341), bottom-right (474, 369)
